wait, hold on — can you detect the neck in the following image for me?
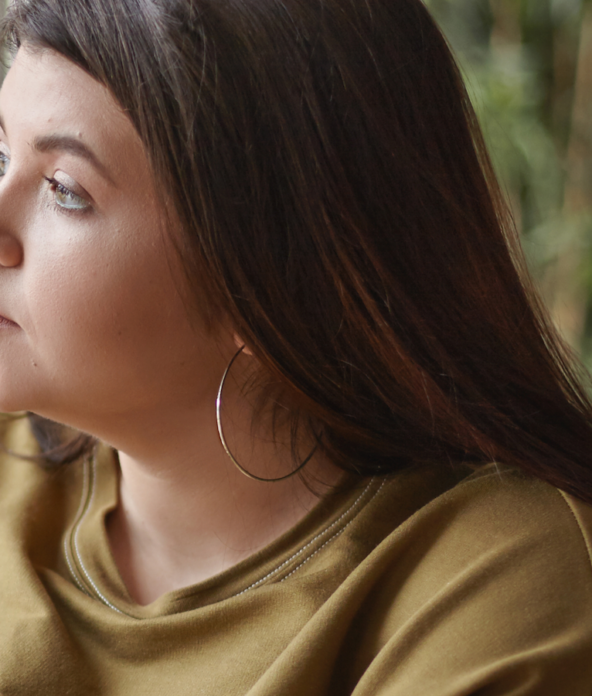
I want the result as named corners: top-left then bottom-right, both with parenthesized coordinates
top-left (105, 395), bottom-right (341, 606)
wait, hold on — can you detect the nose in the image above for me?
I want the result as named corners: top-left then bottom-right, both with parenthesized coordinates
top-left (0, 168), bottom-right (25, 268)
top-left (0, 233), bottom-right (23, 267)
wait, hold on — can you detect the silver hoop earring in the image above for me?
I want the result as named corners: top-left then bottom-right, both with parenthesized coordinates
top-left (216, 345), bottom-right (317, 482)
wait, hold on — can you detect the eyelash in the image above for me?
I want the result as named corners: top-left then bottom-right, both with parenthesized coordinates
top-left (43, 176), bottom-right (92, 216)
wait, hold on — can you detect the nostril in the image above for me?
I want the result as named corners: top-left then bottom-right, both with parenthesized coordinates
top-left (0, 235), bottom-right (22, 267)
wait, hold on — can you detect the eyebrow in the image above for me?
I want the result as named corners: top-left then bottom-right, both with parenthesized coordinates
top-left (0, 112), bottom-right (114, 185)
top-left (32, 133), bottom-right (114, 184)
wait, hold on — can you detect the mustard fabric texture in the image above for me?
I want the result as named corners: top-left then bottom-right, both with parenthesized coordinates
top-left (2, 416), bottom-right (592, 694)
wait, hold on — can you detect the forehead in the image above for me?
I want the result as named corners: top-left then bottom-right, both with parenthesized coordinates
top-left (0, 47), bottom-right (146, 181)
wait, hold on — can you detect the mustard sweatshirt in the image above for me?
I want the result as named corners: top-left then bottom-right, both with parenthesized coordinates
top-left (1, 416), bottom-right (592, 695)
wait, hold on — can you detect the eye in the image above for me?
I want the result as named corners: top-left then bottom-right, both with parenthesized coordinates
top-left (44, 176), bottom-right (90, 212)
top-left (0, 152), bottom-right (10, 177)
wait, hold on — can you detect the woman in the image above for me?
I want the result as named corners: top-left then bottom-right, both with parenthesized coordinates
top-left (0, 0), bottom-right (591, 692)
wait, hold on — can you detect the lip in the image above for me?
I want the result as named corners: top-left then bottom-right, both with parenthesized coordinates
top-left (0, 315), bottom-right (19, 328)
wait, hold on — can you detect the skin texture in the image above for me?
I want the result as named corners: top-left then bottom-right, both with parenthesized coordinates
top-left (0, 48), bottom-right (339, 604)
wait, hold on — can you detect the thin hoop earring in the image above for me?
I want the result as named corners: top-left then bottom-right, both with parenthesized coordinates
top-left (216, 345), bottom-right (317, 482)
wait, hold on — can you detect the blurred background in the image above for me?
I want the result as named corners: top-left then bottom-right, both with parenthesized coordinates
top-left (1, 0), bottom-right (592, 369)
top-left (425, 0), bottom-right (592, 370)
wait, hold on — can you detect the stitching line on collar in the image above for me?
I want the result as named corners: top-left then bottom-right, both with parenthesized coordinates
top-left (234, 477), bottom-right (384, 596)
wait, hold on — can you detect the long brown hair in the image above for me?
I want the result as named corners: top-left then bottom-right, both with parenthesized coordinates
top-left (4, 0), bottom-right (592, 502)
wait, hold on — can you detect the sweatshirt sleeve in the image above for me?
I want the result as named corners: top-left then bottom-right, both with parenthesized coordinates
top-left (350, 471), bottom-right (592, 696)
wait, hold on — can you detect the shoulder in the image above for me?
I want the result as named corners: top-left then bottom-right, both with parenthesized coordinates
top-left (372, 463), bottom-right (592, 576)
top-left (346, 465), bottom-right (592, 695)
top-left (416, 465), bottom-right (592, 596)
top-left (0, 414), bottom-right (83, 529)
top-left (0, 413), bottom-right (43, 491)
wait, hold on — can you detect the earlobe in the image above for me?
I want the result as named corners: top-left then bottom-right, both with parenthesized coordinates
top-left (233, 334), bottom-right (253, 356)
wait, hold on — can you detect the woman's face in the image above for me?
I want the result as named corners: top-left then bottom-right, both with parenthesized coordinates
top-left (0, 47), bottom-right (229, 433)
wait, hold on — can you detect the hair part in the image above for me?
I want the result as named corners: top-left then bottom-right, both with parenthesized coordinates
top-left (4, 0), bottom-right (592, 501)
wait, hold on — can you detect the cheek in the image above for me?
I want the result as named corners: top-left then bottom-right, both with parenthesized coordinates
top-left (23, 220), bottom-right (190, 388)
top-left (27, 242), bottom-right (126, 349)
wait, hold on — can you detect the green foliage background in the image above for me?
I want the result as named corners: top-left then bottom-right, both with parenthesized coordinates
top-left (425, 0), bottom-right (592, 369)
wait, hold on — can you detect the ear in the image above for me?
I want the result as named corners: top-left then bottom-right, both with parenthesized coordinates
top-left (233, 333), bottom-right (253, 356)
